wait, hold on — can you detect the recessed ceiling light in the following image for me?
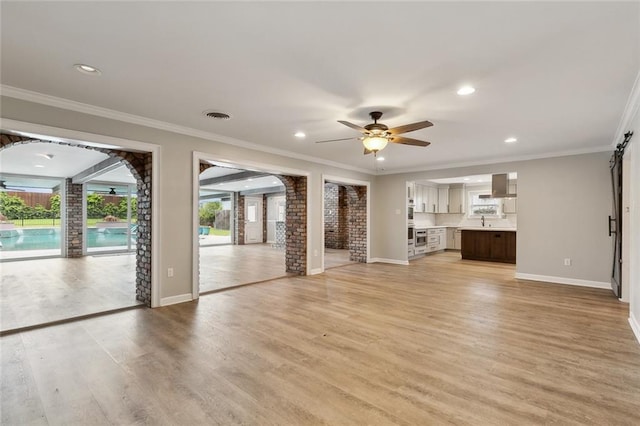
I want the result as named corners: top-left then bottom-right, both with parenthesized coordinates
top-left (376, 157), bottom-right (385, 162)
top-left (244, 185), bottom-right (249, 188)
top-left (457, 85), bottom-right (475, 96)
top-left (34, 164), bottom-right (45, 168)
top-left (504, 137), bottom-right (518, 143)
top-left (36, 153), bottom-right (54, 160)
top-left (272, 181), bottom-right (278, 185)
top-left (74, 63), bottom-right (101, 75)
top-left (294, 132), bottom-right (306, 138)
top-left (463, 178), bottom-right (470, 181)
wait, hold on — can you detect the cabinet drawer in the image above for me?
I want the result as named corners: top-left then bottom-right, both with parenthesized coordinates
top-left (428, 236), bottom-right (439, 244)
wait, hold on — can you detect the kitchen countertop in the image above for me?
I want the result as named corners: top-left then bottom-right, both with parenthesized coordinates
top-left (459, 227), bottom-right (517, 231)
top-left (414, 225), bottom-right (447, 230)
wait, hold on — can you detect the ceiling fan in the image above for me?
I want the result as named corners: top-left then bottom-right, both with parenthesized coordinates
top-left (316, 111), bottom-right (433, 155)
top-left (0, 180), bottom-right (25, 192)
top-left (93, 187), bottom-right (118, 195)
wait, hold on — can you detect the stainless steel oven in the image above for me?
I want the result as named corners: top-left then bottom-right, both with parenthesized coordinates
top-left (415, 229), bottom-right (427, 247)
top-left (408, 226), bottom-right (415, 245)
top-left (408, 205), bottom-right (414, 223)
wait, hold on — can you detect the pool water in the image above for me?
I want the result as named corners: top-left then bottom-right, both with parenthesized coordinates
top-left (0, 228), bottom-right (135, 251)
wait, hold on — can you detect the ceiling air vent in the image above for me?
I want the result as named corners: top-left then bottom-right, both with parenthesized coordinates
top-left (203, 111), bottom-right (231, 120)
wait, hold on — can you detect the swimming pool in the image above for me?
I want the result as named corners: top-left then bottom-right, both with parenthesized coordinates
top-left (0, 228), bottom-right (135, 251)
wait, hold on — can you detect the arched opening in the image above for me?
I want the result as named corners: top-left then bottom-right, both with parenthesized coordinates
top-left (0, 133), bottom-right (153, 332)
top-left (323, 179), bottom-right (369, 270)
top-left (195, 159), bottom-right (307, 295)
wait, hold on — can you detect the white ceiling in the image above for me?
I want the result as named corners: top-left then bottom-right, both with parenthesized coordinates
top-left (1, 2), bottom-right (639, 173)
top-left (0, 142), bottom-right (109, 178)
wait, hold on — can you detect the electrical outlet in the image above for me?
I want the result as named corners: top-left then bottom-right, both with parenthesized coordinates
top-left (167, 267), bottom-right (174, 277)
top-left (564, 258), bottom-right (571, 266)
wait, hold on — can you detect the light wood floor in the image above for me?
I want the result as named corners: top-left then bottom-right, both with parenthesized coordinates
top-left (2, 252), bottom-right (638, 424)
top-left (0, 254), bottom-right (140, 333)
top-left (324, 248), bottom-right (355, 269)
top-left (199, 244), bottom-right (289, 293)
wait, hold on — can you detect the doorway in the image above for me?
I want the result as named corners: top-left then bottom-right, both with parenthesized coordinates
top-left (194, 155), bottom-right (309, 296)
top-left (244, 196), bottom-right (263, 244)
top-left (322, 176), bottom-right (370, 271)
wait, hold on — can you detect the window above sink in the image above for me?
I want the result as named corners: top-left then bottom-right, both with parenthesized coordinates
top-left (467, 190), bottom-right (503, 218)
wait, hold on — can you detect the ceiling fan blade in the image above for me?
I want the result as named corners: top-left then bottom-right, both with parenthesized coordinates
top-left (389, 136), bottom-right (431, 147)
top-left (338, 120), bottom-right (367, 133)
top-left (387, 120), bottom-right (433, 135)
top-left (315, 137), bottom-right (359, 144)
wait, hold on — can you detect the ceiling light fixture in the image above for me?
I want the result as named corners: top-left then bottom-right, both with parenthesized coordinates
top-left (362, 136), bottom-right (388, 155)
top-left (457, 85), bottom-right (476, 96)
top-left (34, 164), bottom-right (45, 168)
top-left (504, 137), bottom-right (518, 143)
top-left (376, 157), bottom-right (385, 162)
top-left (74, 63), bottom-right (101, 75)
top-left (294, 132), bottom-right (306, 138)
top-left (37, 153), bottom-right (54, 160)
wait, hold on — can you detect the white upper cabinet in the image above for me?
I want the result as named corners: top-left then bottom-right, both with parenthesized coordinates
top-left (438, 186), bottom-right (449, 213)
top-left (449, 185), bottom-right (466, 213)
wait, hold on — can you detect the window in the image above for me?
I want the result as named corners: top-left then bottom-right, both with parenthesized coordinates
top-left (467, 190), bottom-right (502, 218)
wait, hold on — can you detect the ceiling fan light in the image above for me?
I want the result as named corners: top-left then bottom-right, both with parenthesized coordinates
top-left (363, 136), bottom-right (388, 152)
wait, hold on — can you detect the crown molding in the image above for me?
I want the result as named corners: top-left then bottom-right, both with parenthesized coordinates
top-left (0, 85), bottom-right (373, 175)
top-left (613, 68), bottom-right (640, 147)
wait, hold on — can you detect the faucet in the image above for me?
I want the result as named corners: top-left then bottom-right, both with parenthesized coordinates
top-left (481, 215), bottom-right (485, 227)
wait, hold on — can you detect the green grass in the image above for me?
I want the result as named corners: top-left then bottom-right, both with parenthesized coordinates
top-left (208, 228), bottom-right (230, 236)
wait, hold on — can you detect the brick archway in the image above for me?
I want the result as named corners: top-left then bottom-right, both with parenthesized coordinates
top-left (0, 133), bottom-right (153, 306)
top-left (198, 162), bottom-right (307, 275)
top-left (324, 182), bottom-right (367, 263)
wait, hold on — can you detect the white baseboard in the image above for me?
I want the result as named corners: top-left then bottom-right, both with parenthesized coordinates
top-left (369, 258), bottom-right (409, 266)
top-left (630, 312), bottom-right (640, 345)
top-left (160, 293), bottom-right (193, 306)
top-left (309, 268), bottom-right (323, 275)
top-left (514, 273), bottom-right (610, 289)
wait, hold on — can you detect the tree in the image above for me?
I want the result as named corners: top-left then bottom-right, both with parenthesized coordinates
top-left (199, 201), bottom-right (222, 226)
top-left (117, 197), bottom-right (138, 219)
top-left (87, 193), bottom-right (105, 218)
top-left (0, 193), bottom-right (27, 219)
top-left (102, 202), bottom-right (119, 218)
top-left (49, 194), bottom-right (61, 217)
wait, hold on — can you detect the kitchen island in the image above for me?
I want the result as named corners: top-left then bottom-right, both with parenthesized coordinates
top-left (460, 228), bottom-right (516, 264)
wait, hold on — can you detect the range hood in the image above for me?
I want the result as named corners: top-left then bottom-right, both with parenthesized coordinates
top-left (479, 173), bottom-right (517, 199)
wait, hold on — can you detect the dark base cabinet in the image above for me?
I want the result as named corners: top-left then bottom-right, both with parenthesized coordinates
top-left (461, 230), bottom-right (516, 264)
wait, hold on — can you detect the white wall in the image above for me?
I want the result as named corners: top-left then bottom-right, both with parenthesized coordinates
top-left (0, 96), bottom-right (373, 302)
top-left (373, 152), bottom-right (613, 285)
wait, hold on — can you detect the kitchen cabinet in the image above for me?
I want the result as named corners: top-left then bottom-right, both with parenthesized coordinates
top-left (424, 186), bottom-right (438, 213)
top-left (461, 230), bottom-right (516, 264)
top-left (415, 184), bottom-right (425, 212)
top-left (438, 186), bottom-right (449, 213)
top-left (407, 182), bottom-right (415, 202)
top-left (446, 227), bottom-right (456, 249)
top-left (426, 228), bottom-right (446, 252)
top-left (448, 185), bottom-right (465, 213)
top-left (502, 182), bottom-right (517, 213)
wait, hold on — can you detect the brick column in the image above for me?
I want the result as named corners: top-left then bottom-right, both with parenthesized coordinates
top-left (324, 183), bottom-right (339, 248)
top-left (338, 186), bottom-right (349, 249)
top-left (235, 194), bottom-right (245, 245)
top-left (135, 154), bottom-right (152, 306)
top-left (281, 176), bottom-right (307, 275)
top-left (347, 186), bottom-right (367, 263)
top-left (65, 179), bottom-right (83, 258)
